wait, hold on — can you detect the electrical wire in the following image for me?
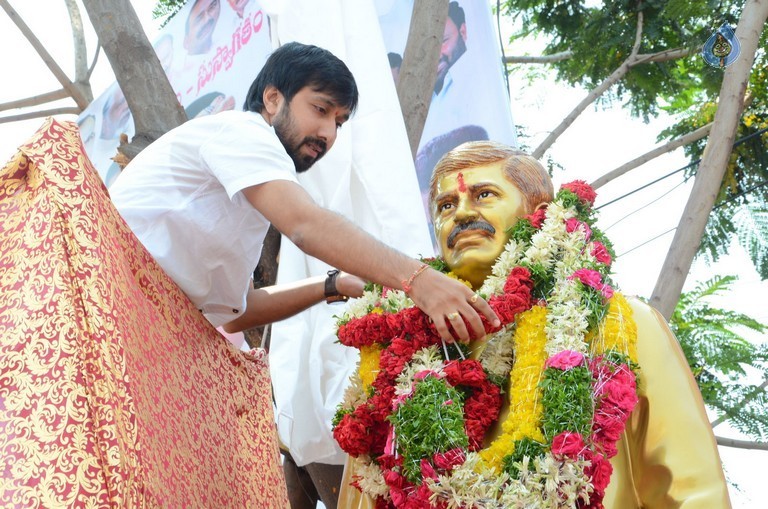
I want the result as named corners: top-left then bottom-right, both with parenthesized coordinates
top-left (603, 179), bottom-right (688, 232)
top-left (595, 161), bottom-right (697, 210)
top-left (596, 126), bottom-right (768, 211)
top-left (714, 179), bottom-right (768, 210)
top-left (616, 227), bottom-right (677, 259)
top-left (599, 128), bottom-right (768, 258)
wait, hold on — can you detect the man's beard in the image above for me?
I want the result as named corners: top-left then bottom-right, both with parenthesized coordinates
top-left (272, 104), bottom-right (327, 173)
top-left (434, 37), bottom-right (466, 95)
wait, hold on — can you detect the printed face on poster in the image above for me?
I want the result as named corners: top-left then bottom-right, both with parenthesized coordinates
top-left (78, 0), bottom-right (273, 186)
top-left (375, 0), bottom-right (517, 237)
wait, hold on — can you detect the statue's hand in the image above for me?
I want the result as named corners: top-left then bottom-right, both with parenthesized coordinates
top-left (408, 268), bottom-right (499, 343)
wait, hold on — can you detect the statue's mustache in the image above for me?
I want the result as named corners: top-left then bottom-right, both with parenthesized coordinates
top-left (447, 220), bottom-right (496, 249)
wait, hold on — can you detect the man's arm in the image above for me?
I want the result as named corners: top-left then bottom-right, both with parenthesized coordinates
top-left (222, 272), bottom-right (365, 333)
top-left (241, 179), bottom-right (500, 341)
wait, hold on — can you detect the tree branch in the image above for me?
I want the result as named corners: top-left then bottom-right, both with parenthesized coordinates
top-left (64, 0), bottom-right (93, 102)
top-left (0, 0), bottom-right (90, 110)
top-left (81, 0), bottom-right (187, 159)
top-left (532, 12), bottom-right (645, 159)
top-left (711, 378), bottom-right (768, 429)
top-left (650, 0), bottom-right (768, 319)
top-left (397, 0), bottom-right (448, 158)
top-left (592, 92), bottom-right (752, 189)
top-left (591, 123), bottom-right (712, 189)
top-left (630, 11), bottom-right (644, 57)
top-left (636, 46), bottom-right (699, 64)
top-left (532, 58), bottom-right (634, 159)
top-left (715, 435), bottom-right (768, 451)
top-left (0, 107), bottom-right (81, 124)
top-left (504, 51), bottom-right (573, 64)
top-left (87, 44), bottom-right (101, 80)
top-left (0, 89), bottom-right (70, 112)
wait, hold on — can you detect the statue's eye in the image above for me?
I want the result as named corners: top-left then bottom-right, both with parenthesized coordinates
top-left (478, 190), bottom-right (494, 200)
top-left (439, 202), bottom-right (454, 212)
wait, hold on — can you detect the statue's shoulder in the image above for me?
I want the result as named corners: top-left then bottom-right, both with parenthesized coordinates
top-left (622, 295), bottom-right (664, 322)
top-left (619, 294), bottom-right (677, 351)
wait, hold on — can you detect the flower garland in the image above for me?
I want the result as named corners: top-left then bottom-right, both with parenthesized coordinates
top-left (333, 181), bottom-right (640, 508)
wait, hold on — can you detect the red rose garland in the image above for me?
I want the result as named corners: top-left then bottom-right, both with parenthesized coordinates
top-left (561, 179), bottom-right (597, 205)
top-left (334, 268), bottom-right (535, 506)
top-left (334, 180), bottom-right (641, 508)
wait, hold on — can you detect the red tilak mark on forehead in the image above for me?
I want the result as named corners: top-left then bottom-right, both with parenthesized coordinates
top-left (457, 172), bottom-right (467, 192)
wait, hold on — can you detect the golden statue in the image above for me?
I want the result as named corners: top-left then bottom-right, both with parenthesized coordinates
top-left (336, 141), bottom-right (731, 508)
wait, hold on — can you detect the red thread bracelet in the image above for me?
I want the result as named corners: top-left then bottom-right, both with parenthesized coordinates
top-left (402, 263), bottom-right (429, 294)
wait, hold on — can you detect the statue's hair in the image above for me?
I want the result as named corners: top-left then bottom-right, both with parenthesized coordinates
top-left (429, 141), bottom-right (554, 215)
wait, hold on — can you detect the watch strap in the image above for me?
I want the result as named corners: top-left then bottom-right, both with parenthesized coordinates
top-left (324, 270), bottom-right (348, 304)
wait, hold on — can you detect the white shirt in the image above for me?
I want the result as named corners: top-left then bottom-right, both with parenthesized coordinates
top-left (110, 111), bottom-right (298, 327)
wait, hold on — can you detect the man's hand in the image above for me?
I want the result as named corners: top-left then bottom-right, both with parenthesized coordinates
top-left (407, 268), bottom-right (499, 343)
top-left (242, 180), bottom-right (496, 337)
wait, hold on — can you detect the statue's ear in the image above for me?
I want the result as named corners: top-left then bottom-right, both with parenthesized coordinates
top-left (532, 201), bottom-right (549, 212)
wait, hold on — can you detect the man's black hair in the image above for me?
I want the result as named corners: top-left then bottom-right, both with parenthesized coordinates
top-left (243, 42), bottom-right (359, 114)
top-left (448, 1), bottom-right (465, 28)
top-left (387, 52), bottom-right (403, 69)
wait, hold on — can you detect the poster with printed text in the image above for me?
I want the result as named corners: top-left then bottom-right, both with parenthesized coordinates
top-left (77, 0), bottom-right (272, 186)
top-left (375, 0), bottom-right (517, 232)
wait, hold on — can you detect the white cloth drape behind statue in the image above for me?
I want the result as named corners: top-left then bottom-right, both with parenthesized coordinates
top-left (263, 0), bottom-right (433, 466)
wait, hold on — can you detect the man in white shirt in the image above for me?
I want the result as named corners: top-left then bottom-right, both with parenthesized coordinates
top-left (112, 41), bottom-right (497, 338)
top-left (110, 45), bottom-right (499, 506)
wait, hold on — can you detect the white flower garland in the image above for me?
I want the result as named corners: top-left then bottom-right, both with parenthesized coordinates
top-left (336, 184), bottom-right (634, 509)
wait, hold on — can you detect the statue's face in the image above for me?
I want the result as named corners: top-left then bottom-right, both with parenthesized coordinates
top-left (432, 162), bottom-right (526, 289)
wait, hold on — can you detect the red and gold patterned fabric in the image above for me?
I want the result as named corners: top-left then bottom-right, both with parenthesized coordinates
top-left (0, 118), bottom-right (288, 508)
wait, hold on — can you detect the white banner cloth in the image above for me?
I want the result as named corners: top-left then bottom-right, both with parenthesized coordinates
top-left (265, 0), bottom-right (433, 466)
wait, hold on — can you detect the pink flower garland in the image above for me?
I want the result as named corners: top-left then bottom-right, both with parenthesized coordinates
top-left (335, 181), bottom-right (640, 508)
top-left (544, 355), bottom-right (639, 509)
top-left (334, 268), bottom-right (535, 507)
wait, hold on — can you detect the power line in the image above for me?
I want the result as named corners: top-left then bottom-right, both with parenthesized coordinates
top-left (603, 179), bottom-right (687, 232)
top-left (714, 179), bottom-right (768, 210)
top-left (616, 227), bottom-right (676, 259)
top-left (595, 126), bottom-right (768, 211)
top-left (602, 127), bottom-right (768, 258)
top-left (595, 162), bottom-right (696, 210)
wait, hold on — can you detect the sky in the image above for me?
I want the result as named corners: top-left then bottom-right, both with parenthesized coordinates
top-left (0, 1), bottom-right (765, 507)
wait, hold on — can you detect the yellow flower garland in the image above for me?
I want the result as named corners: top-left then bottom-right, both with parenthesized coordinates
top-left (593, 293), bottom-right (638, 364)
top-left (359, 344), bottom-right (382, 390)
top-left (479, 305), bottom-right (547, 470)
top-left (352, 295), bottom-right (638, 474)
top-left (446, 272), bottom-right (473, 288)
top-left (358, 307), bottom-right (386, 390)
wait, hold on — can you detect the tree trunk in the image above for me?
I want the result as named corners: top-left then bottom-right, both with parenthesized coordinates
top-left (650, 0), bottom-right (768, 319)
top-left (81, 0), bottom-right (187, 161)
top-left (396, 0), bottom-right (448, 157)
top-left (243, 225), bottom-right (283, 350)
